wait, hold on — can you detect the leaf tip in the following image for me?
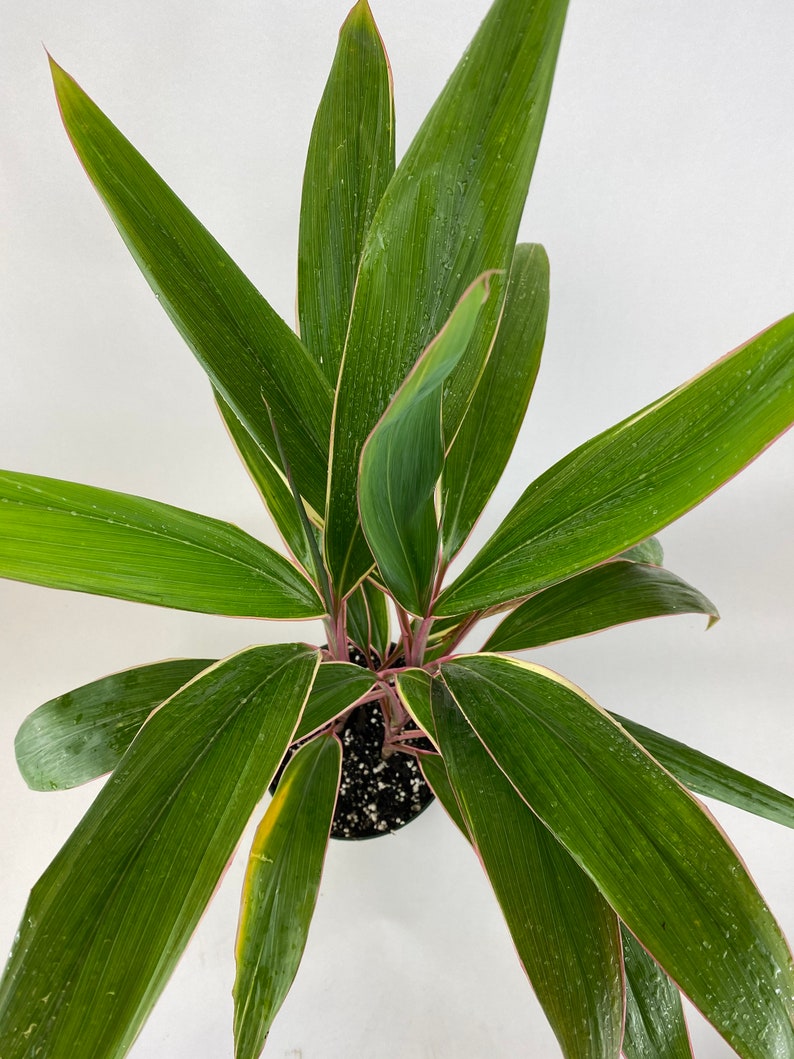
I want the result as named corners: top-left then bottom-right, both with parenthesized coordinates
top-left (46, 50), bottom-right (67, 88)
top-left (46, 52), bottom-right (78, 121)
top-left (343, 0), bottom-right (375, 33)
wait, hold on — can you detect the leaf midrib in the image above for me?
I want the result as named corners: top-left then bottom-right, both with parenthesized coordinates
top-left (446, 663), bottom-right (761, 956)
top-left (4, 485), bottom-right (300, 592)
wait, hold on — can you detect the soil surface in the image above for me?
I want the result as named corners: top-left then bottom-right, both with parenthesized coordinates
top-left (329, 698), bottom-right (435, 839)
top-left (271, 645), bottom-right (435, 840)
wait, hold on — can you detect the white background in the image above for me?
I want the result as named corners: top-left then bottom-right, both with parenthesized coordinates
top-left (1, 1), bottom-right (793, 1056)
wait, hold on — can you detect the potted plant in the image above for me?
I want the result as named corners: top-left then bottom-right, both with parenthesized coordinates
top-left (1, 0), bottom-right (793, 1056)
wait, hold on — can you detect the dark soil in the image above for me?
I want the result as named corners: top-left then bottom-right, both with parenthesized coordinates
top-left (329, 699), bottom-right (435, 839)
top-left (270, 645), bottom-right (435, 840)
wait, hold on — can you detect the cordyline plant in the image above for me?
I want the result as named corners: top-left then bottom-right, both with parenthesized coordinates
top-left (1, 1), bottom-right (793, 1056)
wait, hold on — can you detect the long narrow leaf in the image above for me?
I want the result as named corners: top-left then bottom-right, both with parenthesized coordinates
top-left (442, 243), bottom-right (549, 558)
top-left (16, 656), bottom-right (371, 797)
top-left (358, 274), bottom-right (494, 612)
top-left (326, 0), bottom-right (569, 596)
top-left (401, 669), bottom-right (624, 1058)
top-left (0, 644), bottom-right (320, 1059)
top-left (50, 58), bottom-right (332, 512)
top-left (431, 678), bottom-right (624, 1059)
top-left (216, 393), bottom-right (318, 573)
top-left (440, 654), bottom-right (794, 1059)
top-left (621, 925), bottom-right (694, 1059)
top-left (613, 712), bottom-right (794, 830)
top-left (298, 0), bottom-right (394, 385)
top-left (234, 734), bottom-right (341, 1059)
top-left (419, 753), bottom-right (469, 836)
top-left (484, 560), bottom-right (718, 652)
top-left (15, 657), bottom-right (213, 791)
top-left (437, 313), bottom-right (794, 614)
top-left (0, 470), bottom-right (323, 618)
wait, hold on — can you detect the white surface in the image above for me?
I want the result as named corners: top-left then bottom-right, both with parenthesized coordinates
top-left (1, 2), bottom-right (793, 1056)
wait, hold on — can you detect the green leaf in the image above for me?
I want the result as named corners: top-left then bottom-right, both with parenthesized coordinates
top-left (440, 653), bottom-right (794, 1059)
top-left (0, 470), bottom-right (324, 618)
top-left (420, 613), bottom-right (471, 662)
top-left (400, 668), bottom-right (624, 1058)
top-left (216, 393), bottom-right (318, 574)
top-left (359, 274), bottom-right (495, 613)
top-left (346, 587), bottom-right (373, 655)
top-left (16, 657), bottom-right (367, 794)
top-left (419, 753), bottom-right (469, 836)
top-left (441, 243), bottom-right (549, 558)
top-left (405, 663), bottom-right (629, 1059)
top-left (483, 560), bottom-right (718, 652)
top-left (613, 713), bottom-right (794, 830)
top-left (294, 661), bottom-right (375, 741)
top-left (395, 667), bottom-right (437, 741)
top-left (365, 580), bottom-right (391, 662)
top-left (325, 0), bottom-right (569, 596)
top-left (0, 644), bottom-right (320, 1059)
top-left (234, 734), bottom-right (341, 1059)
top-left (297, 0), bottom-right (394, 385)
top-left (621, 925), bottom-right (694, 1059)
top-left (437, 313), bottom-right (794, 614)
top-left (621, 537), bottom-right (663, 566)
top-left (401, 668), bottom-right (508, 834)
top-left (431, 678), bottom-right (624, 1059)
top-left (15, 657), bottom-right (213, 791)
top-left (346, 579), bottom-right (391, 661)
top-left (49, 57), bottom-right (332, 513)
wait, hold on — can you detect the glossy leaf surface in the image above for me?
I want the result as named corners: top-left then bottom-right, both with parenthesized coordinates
top-left (621, 926), bottom-right (694, 1059)
top-left (0, 470), bottom-right (323, 618)
top-left (15, 656), bottom-right (368, 791)
top-left (438, 313), bottom-right (794, 614)
top-left (484, 560), bottom-right (718, 652)
top-left (298, 0), bottom-right (394, 385)
top-left (432, 678), bottom-right (624, 1059)
top-left (234, 735), bottom-right (341, 1059)
top-left (621, 537), bottom-right (663, 565)
top-left (614, 713), bottom-right (794, 829)
top-left (15, 658), bottom-right (213, 790)
top-left (395, 667), bottom-right (437, 741)
top-left (419, 753), bottom-right (468, 836)
top-left (216, 393), bottom-right (318, 573)
top-left (0, 645), bottom-right (320, 1059)
top-left (440, 654), bottom-right (794, 1058)
top-left (294, 661), bottom-right (375, 741)
top-left (50, 58), bottom-right (332, 512)
top-left (398, 669), bottom-right (475, 836)
top-left (326, 0), bottom-right (569, 595)
top-left (346, 580), bottom-right (391, 661)
top-left (359, 275), bottom-right (493, 613)
top-left (442, 243), bottom-right (549, 558)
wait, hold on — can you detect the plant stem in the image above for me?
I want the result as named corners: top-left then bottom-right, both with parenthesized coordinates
top-left (394, 605), bottom-right (413, 660)
top-left (408, 614), bottom-right (433, 666)
top-left (434, 610), bottom-right (482, 658)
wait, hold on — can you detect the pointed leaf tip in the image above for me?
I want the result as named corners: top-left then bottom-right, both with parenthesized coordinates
top-left (326, 0), bottom-right (568, 595)
top-left (46, 54), bottom-right (333, 512)
top-left (345, 0), bottom-right (375, 25)
top-left (358, 270), bottom-right (498, 612)
top-left (47, 52), bottom-right (70, 91)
